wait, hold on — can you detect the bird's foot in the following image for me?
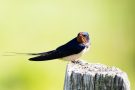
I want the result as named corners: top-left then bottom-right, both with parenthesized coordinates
top-left (71, 60), bottom-right (88, 65)
top-left (71, 60), bottom-right (80, 64)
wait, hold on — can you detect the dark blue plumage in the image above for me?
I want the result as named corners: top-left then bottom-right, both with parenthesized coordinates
top-left (29, 32), bottom-right (90, 61)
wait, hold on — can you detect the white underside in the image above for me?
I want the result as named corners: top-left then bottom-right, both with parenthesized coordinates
top-left (62, 47), bottom-right (89, 61)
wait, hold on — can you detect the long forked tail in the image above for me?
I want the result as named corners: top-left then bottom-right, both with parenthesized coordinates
top-left (3, 50), bottom-right (60, 61)
top-left (29, 50), bottom-right (59, 61)
top-left (3, 52), bottom-right (41, 56)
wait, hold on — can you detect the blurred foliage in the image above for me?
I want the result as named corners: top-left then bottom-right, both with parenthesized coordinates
top-left (0, 0), bottom-right (134, 90)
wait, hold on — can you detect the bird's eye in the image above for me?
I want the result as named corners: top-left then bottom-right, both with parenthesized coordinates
top-left (83, 35), bottom-right (86, 37)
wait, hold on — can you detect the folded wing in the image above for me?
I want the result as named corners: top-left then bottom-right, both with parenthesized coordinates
top-left (29, 38), bottom-right (85, 61)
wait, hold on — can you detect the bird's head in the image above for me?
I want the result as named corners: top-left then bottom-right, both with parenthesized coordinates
top-left (77, 32), bottom-right (90, 44)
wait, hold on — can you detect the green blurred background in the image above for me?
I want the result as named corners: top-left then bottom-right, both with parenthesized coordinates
top-left (0, 0), bottom-right (134, 90)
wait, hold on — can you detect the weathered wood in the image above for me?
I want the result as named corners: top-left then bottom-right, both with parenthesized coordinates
top-left (64, 60), bottom-right (130, 90)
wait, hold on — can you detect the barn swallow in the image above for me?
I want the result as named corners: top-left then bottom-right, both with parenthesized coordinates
top-left (29, 32), bottom-right (90, 62)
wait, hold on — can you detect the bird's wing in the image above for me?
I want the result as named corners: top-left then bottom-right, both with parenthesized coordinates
top-left (29, 50), bottom-right (60, 61)
top-left (29, 47), bottom-right (84, 61)
top-left (29, 38), bottom-right (85, 61)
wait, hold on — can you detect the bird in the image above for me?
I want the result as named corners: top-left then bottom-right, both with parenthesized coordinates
top-left (29, 32), bottom-right (90, 62)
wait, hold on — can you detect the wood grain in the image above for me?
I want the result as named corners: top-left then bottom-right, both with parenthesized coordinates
top-left (64, 60), bottom-right (130, 90)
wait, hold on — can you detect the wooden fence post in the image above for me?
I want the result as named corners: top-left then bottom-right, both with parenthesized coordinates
top-left (64, 60), bottom-right (130, 90)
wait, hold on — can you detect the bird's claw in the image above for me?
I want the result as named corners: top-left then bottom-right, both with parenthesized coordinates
top-left (71, 60), bottom-right (80, 64)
